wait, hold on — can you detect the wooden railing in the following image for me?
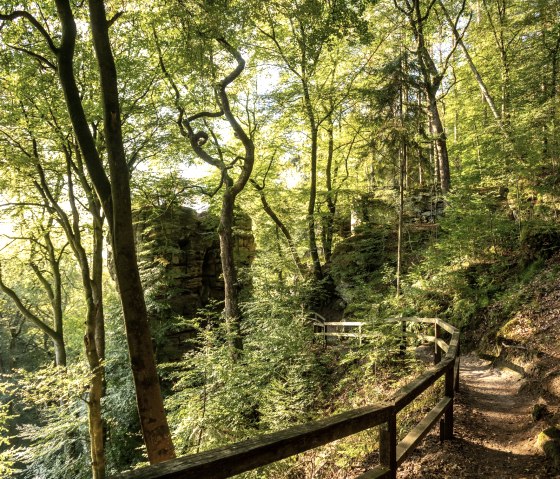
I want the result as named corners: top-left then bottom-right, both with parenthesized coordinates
top-left (311, 312), bottom-right (368, 345)
top-left (110, 317), bottom-right (460, 479)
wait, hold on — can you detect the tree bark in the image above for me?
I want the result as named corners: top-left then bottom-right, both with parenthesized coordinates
top-left (219, 189), bottom-right (243, 352)
top-left (52, 0), bottom-right (175, 463)
top-left (0, 266), bottom-right (67, 367)
top-left (398, 0), bottom-right (452, 193)
top-left (36, 145), bottom-right (108, 479)
top-left (302, 79), bottom-right (324, 279)
top-left (87, 0), bottom-right (175, 463)
top-left (180, 39), bottom-right (254, 356)
top-left (322, 122), bottom-right (336, 264)
top-left (427, 91), bottom-right (450, 193)
top-left (250, 180), bottom-right (307, 277)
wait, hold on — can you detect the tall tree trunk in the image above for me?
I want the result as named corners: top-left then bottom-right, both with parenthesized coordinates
top-left (180, 39), bottom-right (254, 356)
top-left (250, 180), bottom-right (307, 277)
top-left (396, 146), bottom-right (405, 298)
top-left (323, 123), bottom-right (336, 265)
top-left (53, 0), bottom-right (175, 463)
top-left (427, 90), bottom-right (450, 193)
top-left (219, 189), bottom-right (243, 353)
top-left (37, 147), bottom-right (108, 479)
top-left (88, 211), bottom-right (106, 479)
top-left (401, 0), bottom-right (452, 193)
top-left (87, 0), bottom-right (175, 463)
top-left (302, 79), bottom-right (323, 280)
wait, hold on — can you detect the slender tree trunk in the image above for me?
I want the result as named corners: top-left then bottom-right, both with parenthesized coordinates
top-left (89, 212), bottom-right (106, 479)
top-left (0, 254), bottom-right (67, 368)
top-left (397, 53), bottom-right (406, 298)
top-left (52, 337), bottom-right (67, 367)
top-left (81, 213), bottom-right (106, 479)
top-left (251, 181), bottom-right (306, 277)
top-left (219, 189), bottom-right (243, 354)
top-left (37, 148), bottom-right (108, 479)
top-left (405, 0), bottom-right (451, 192)
top-left (308, 126), bottom-right (323, 279)
top-left (302, 79), bottom-right (323, 280)
top-left (323, 123), bottom-right (336, 264)
top-left (427, 91), bottom-right (450, 193)
top-left (396, 147), bottom-right (405, 298)
top-left (53, 0), bottom-right (174, 463)
top-left (440, 2), bottom-right (501, 122)
top-left (179, 39), bottom-right (253, 357)
top-left (87, 0), bottom-right (175, 463)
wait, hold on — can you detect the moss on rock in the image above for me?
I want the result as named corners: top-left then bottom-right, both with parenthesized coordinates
top-left (537, 426), bottom-right (560, 470)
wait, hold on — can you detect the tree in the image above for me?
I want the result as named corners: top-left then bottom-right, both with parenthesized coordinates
top-left (0, 221), bottom-right (68, 367)
top-left (157, 30), bottom-right (254, 354)
top-left (0, 1), bottom-right (175, 464)
top-left (256, 0), bottom-right (371, 280)
top-left (394, 0), bottom-right (464, 193)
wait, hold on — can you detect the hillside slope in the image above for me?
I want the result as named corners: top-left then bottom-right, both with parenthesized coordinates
top-left (398, 255), bottom-right (560, 478)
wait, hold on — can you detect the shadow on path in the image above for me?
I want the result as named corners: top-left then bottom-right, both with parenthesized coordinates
top-left (396, 354), bottom-right (555, 478)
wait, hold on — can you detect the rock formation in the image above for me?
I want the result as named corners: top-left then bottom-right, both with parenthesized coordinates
top-left (132, 205), bottom-right (255, 359)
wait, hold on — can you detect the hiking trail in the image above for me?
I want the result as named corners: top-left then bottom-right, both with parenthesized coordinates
top-left (397, 354), bottom-right (554, 478)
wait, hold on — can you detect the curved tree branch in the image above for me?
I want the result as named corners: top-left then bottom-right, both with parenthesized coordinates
top-left (7, 44), bottom-right (57, 70)
top-left (0, 10), bottom-right (58, 53)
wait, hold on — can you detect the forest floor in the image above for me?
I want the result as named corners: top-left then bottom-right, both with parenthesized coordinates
top-left (397, 354), bottom-right (556, 478)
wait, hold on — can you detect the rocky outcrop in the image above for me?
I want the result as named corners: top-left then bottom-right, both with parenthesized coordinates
top-left (132, 205), bottom-right (255, 359)
top-left (135, 205), bottom-right (255, 319)
top-left (350, 190), bottom-right (445, 232)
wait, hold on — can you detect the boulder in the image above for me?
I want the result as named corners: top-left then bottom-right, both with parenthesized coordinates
top-left (537, 426), bottom-right (560, 470)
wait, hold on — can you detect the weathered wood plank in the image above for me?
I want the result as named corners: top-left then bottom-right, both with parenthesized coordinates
top-left (434, 317), bottom-right (456, 334)
top-left (393, 359), bottom-right (453, 411)
top-left (355, 465), bottom-right (393, 478)
top-left (385, 317), bottom-right (436, 325)
top-left (321, 332), bottom-right (363, 338)
top-left (379, 413), bottom-right (397, 478)
top-left (445, 333), bottom-right (460, 358)
top-left (436, 338), bottom-right (449, 353)
top-left (109, 403), bottom-right (393, 479)
top-left (323, 321), bottom-right (367, 327)
top-left (396, 397), bottom-right (451, 465)
top-left (417, 334), bottom-right (436, 343)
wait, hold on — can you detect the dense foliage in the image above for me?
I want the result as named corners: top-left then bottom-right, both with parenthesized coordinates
top-left (0, 0), bottom-right (558, 477)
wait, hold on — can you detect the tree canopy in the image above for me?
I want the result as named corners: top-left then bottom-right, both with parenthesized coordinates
top-left (0, 0), bottom-right (559, 477)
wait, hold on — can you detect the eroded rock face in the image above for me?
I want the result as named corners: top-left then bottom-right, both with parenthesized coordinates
top-left (129, 205), bottom-right (255, 360)
top-left (134, 205), bottom-right (255, 319)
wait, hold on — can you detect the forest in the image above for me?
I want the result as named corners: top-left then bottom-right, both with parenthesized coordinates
top-left (0, 0), bottom-right (559, 478)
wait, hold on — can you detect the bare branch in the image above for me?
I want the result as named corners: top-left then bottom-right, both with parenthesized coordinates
top-left (107, 11), bottom-right (124, 28)
top-left (216, 38), bottom-right (245, 89)
top-left (187, 110), bottom-right (224, 122)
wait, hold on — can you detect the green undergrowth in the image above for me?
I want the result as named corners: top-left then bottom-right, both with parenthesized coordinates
top-left (165, 191), bottom-right (560, 477)
top-left (160, 281), bottom-right (439, 478)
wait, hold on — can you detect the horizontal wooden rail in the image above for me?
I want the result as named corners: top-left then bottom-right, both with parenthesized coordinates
top-left (313, 319), bottom-right (368, 345)
top-left (396, 396), bottom-right (451, 465)
top-left (110, 317), bottom-right (460, 479)
top-left (110, 403), bottom-right (392, 479)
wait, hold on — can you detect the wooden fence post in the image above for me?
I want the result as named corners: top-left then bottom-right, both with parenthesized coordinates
top-left (434, 323), bottom-right (441, 364)
top-left (443, 361), bottom-right (455, 440)
top-left (379, 411), bottom-right (397, 478)
top-left (454, 342), bottom-right (461, 393)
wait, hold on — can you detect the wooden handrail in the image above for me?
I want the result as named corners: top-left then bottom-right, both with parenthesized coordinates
top-left (109, 317), bottom-right (460, 479)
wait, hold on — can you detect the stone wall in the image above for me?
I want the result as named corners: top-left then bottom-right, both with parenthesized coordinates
top-left (135, 205), bottom-right (255, 318)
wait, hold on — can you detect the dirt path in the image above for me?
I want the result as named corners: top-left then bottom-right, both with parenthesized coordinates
top-left (398, 354), bottom-right (555, 478)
